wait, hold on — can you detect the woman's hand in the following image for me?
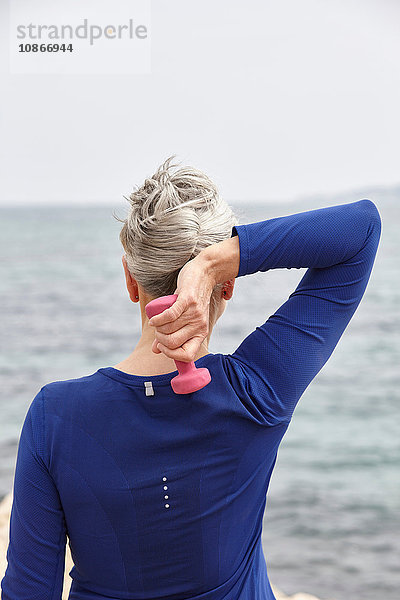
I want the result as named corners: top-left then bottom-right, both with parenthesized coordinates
top-left (148, 254), bottom-right (216, 363)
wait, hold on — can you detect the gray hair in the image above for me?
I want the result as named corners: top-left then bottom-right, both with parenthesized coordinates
top-left (113, 156), bottom-right (240, 320)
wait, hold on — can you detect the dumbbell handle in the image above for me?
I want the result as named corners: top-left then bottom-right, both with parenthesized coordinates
top-left (144, 294), bottom-right (211, 394)
top-left (145, 294), bottom-right (193, 373)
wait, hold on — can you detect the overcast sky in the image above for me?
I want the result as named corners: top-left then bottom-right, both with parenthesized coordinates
top-left (0, 0), bottom-right (399, 205)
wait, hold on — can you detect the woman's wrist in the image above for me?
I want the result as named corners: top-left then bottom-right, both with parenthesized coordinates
top-left (197, 235), bottom-right (240, 287)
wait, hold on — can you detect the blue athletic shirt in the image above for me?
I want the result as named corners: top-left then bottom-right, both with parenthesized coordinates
top-left (1, 199), bottom-right (381, 600)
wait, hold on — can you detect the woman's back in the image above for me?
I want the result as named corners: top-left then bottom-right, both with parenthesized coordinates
top-left (34, 354), bottom-right (286, 599)
top-left (1, 198), bottom-right (381, 600)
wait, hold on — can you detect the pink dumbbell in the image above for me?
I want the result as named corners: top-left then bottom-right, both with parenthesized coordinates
top-left (145, 294), bottom-right (211, 394)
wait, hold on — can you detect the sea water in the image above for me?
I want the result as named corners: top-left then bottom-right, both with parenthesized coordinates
top-left (0, 191), bottom-right (399, 600)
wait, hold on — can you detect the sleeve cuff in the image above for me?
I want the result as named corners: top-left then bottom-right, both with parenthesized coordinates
top-left (231, 224), bottom-right (249, 278)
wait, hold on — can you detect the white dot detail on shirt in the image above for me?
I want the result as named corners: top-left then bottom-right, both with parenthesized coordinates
top-left (163, 485), bottom-right (168, 490)
top-left (164, 495), bottom-right (168, 499)
top-left (162, 476), bottom-right (167, 481)
top-left (165, 504), bottom-right (170, 508)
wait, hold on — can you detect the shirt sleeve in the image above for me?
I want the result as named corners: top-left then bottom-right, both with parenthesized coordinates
top-left (228, 198), bottom-right (382, 426)
top-left (1, 388), bottom-right (67, 600)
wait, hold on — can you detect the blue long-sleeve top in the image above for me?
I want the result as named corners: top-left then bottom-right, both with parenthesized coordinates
top-left (1, 199), bottom-right (381, 600)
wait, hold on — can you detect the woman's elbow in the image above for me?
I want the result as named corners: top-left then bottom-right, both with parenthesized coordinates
top-left (360, 198), bottom-right (382, 240)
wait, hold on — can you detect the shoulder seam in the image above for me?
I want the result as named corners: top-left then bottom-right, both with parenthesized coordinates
top-left (226, 355), bottom-right (290, 428)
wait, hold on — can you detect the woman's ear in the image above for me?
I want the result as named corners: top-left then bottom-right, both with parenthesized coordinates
top-left (122, 256), bottom-right (139, 302)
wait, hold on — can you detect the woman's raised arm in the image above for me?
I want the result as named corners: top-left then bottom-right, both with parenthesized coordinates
top-left (223, 198), bottom-right (382, 425)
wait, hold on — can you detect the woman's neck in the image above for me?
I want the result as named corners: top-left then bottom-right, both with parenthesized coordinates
top-left (113, 334), bottom-right (210, 376)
